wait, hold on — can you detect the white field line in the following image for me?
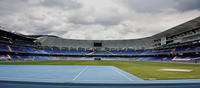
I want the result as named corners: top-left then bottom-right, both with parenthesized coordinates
top-left (73, 66), bottom-right (88, 80)
top-left (111, 68), bottom-right (133, 81)
top-left (159, 69), bottom-right (192, 72)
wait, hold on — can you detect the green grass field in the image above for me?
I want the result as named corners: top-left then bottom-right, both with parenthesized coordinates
top-left (0, 60), bottom-right (200, 80)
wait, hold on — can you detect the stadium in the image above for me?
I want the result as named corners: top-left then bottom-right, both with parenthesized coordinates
top-left (0, 16), bottom-right (200, 88)
top-left (1, 17), bottom-right (200, 62)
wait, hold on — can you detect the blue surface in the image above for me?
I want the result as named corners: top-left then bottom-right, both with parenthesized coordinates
top-left (0, 65), bottom-right (142, 83)
top-left (1, 65), bottom-right (200, 88)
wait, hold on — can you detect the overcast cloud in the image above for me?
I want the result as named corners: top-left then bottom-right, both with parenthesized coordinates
top-left (0, 0), bottom-right (200, 40)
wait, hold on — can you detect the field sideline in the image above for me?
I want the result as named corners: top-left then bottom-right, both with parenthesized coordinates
top-left (0, 60), bottom-right (200, 80)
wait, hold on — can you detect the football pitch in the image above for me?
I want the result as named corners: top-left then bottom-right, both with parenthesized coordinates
top-left (0, 60), bottom-right (200, 80)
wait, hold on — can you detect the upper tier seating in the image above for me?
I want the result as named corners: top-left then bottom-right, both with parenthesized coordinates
top-left (1, 43), bottom-right (200, 56)
top-left (42, 48), bottom-right (92, 55)
top-left (0, 45), bottom-right (9, 51)
top-left (94, 51), bottom-right (110, 55)
top-left (10, 46), bottom-right (23, 52)
top-left (109, 50), bottom-right (144, 55)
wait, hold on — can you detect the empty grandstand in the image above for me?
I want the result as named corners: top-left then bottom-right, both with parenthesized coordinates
top-left (0, 16), bottom-right (200, 62)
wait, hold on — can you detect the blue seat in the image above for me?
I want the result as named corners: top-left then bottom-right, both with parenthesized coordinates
top-left (0, 45), bottom-right (9, 51)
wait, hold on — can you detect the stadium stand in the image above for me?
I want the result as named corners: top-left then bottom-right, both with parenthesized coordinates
top-left (0, 16), bottom-right (200, 62)
top-left (0, 45), bottom-right (9, 51)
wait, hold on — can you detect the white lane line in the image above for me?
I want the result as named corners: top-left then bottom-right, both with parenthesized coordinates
top-left (73, 66), bottom-right (88, 80)
top-left (71, 80), bottom-right (132, 81)
top-left (111, 68), bottom-right (133, 81)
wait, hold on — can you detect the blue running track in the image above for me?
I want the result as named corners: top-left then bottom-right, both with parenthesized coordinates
top-left (0, 65), bottom-right (200, 88)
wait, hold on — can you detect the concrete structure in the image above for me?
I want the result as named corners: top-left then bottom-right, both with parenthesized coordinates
top-left (35, 16), bottom-right (200, 50)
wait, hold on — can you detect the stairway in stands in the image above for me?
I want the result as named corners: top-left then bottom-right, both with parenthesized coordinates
top-left (87, 51), bottom-right (96, 55)
top-left (104, 50), bottom-right (114, 55)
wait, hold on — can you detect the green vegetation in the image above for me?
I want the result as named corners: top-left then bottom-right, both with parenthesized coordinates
top-left (0, 60), bottom-right (200, 80)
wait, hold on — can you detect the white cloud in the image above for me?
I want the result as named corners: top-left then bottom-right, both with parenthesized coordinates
top-left (0, 0), bottom-right (199, 40)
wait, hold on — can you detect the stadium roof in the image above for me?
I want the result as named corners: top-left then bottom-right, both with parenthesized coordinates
top-left (152, 16), bottom-right (200, 39)
top-left (0, 26), bottom-right (36, 41)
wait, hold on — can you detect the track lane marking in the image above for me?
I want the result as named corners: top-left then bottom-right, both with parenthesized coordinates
top-left (73, 66), bottom-right (88, 80)
top-left (111, 68), bottom-right (133, 81)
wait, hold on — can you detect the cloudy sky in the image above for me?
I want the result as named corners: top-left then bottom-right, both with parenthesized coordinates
top-left (0, 0), bottom-right (200, 40)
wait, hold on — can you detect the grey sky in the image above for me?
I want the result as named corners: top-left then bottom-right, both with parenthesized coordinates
top-left (0, 0), bottom-right (200, 40)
